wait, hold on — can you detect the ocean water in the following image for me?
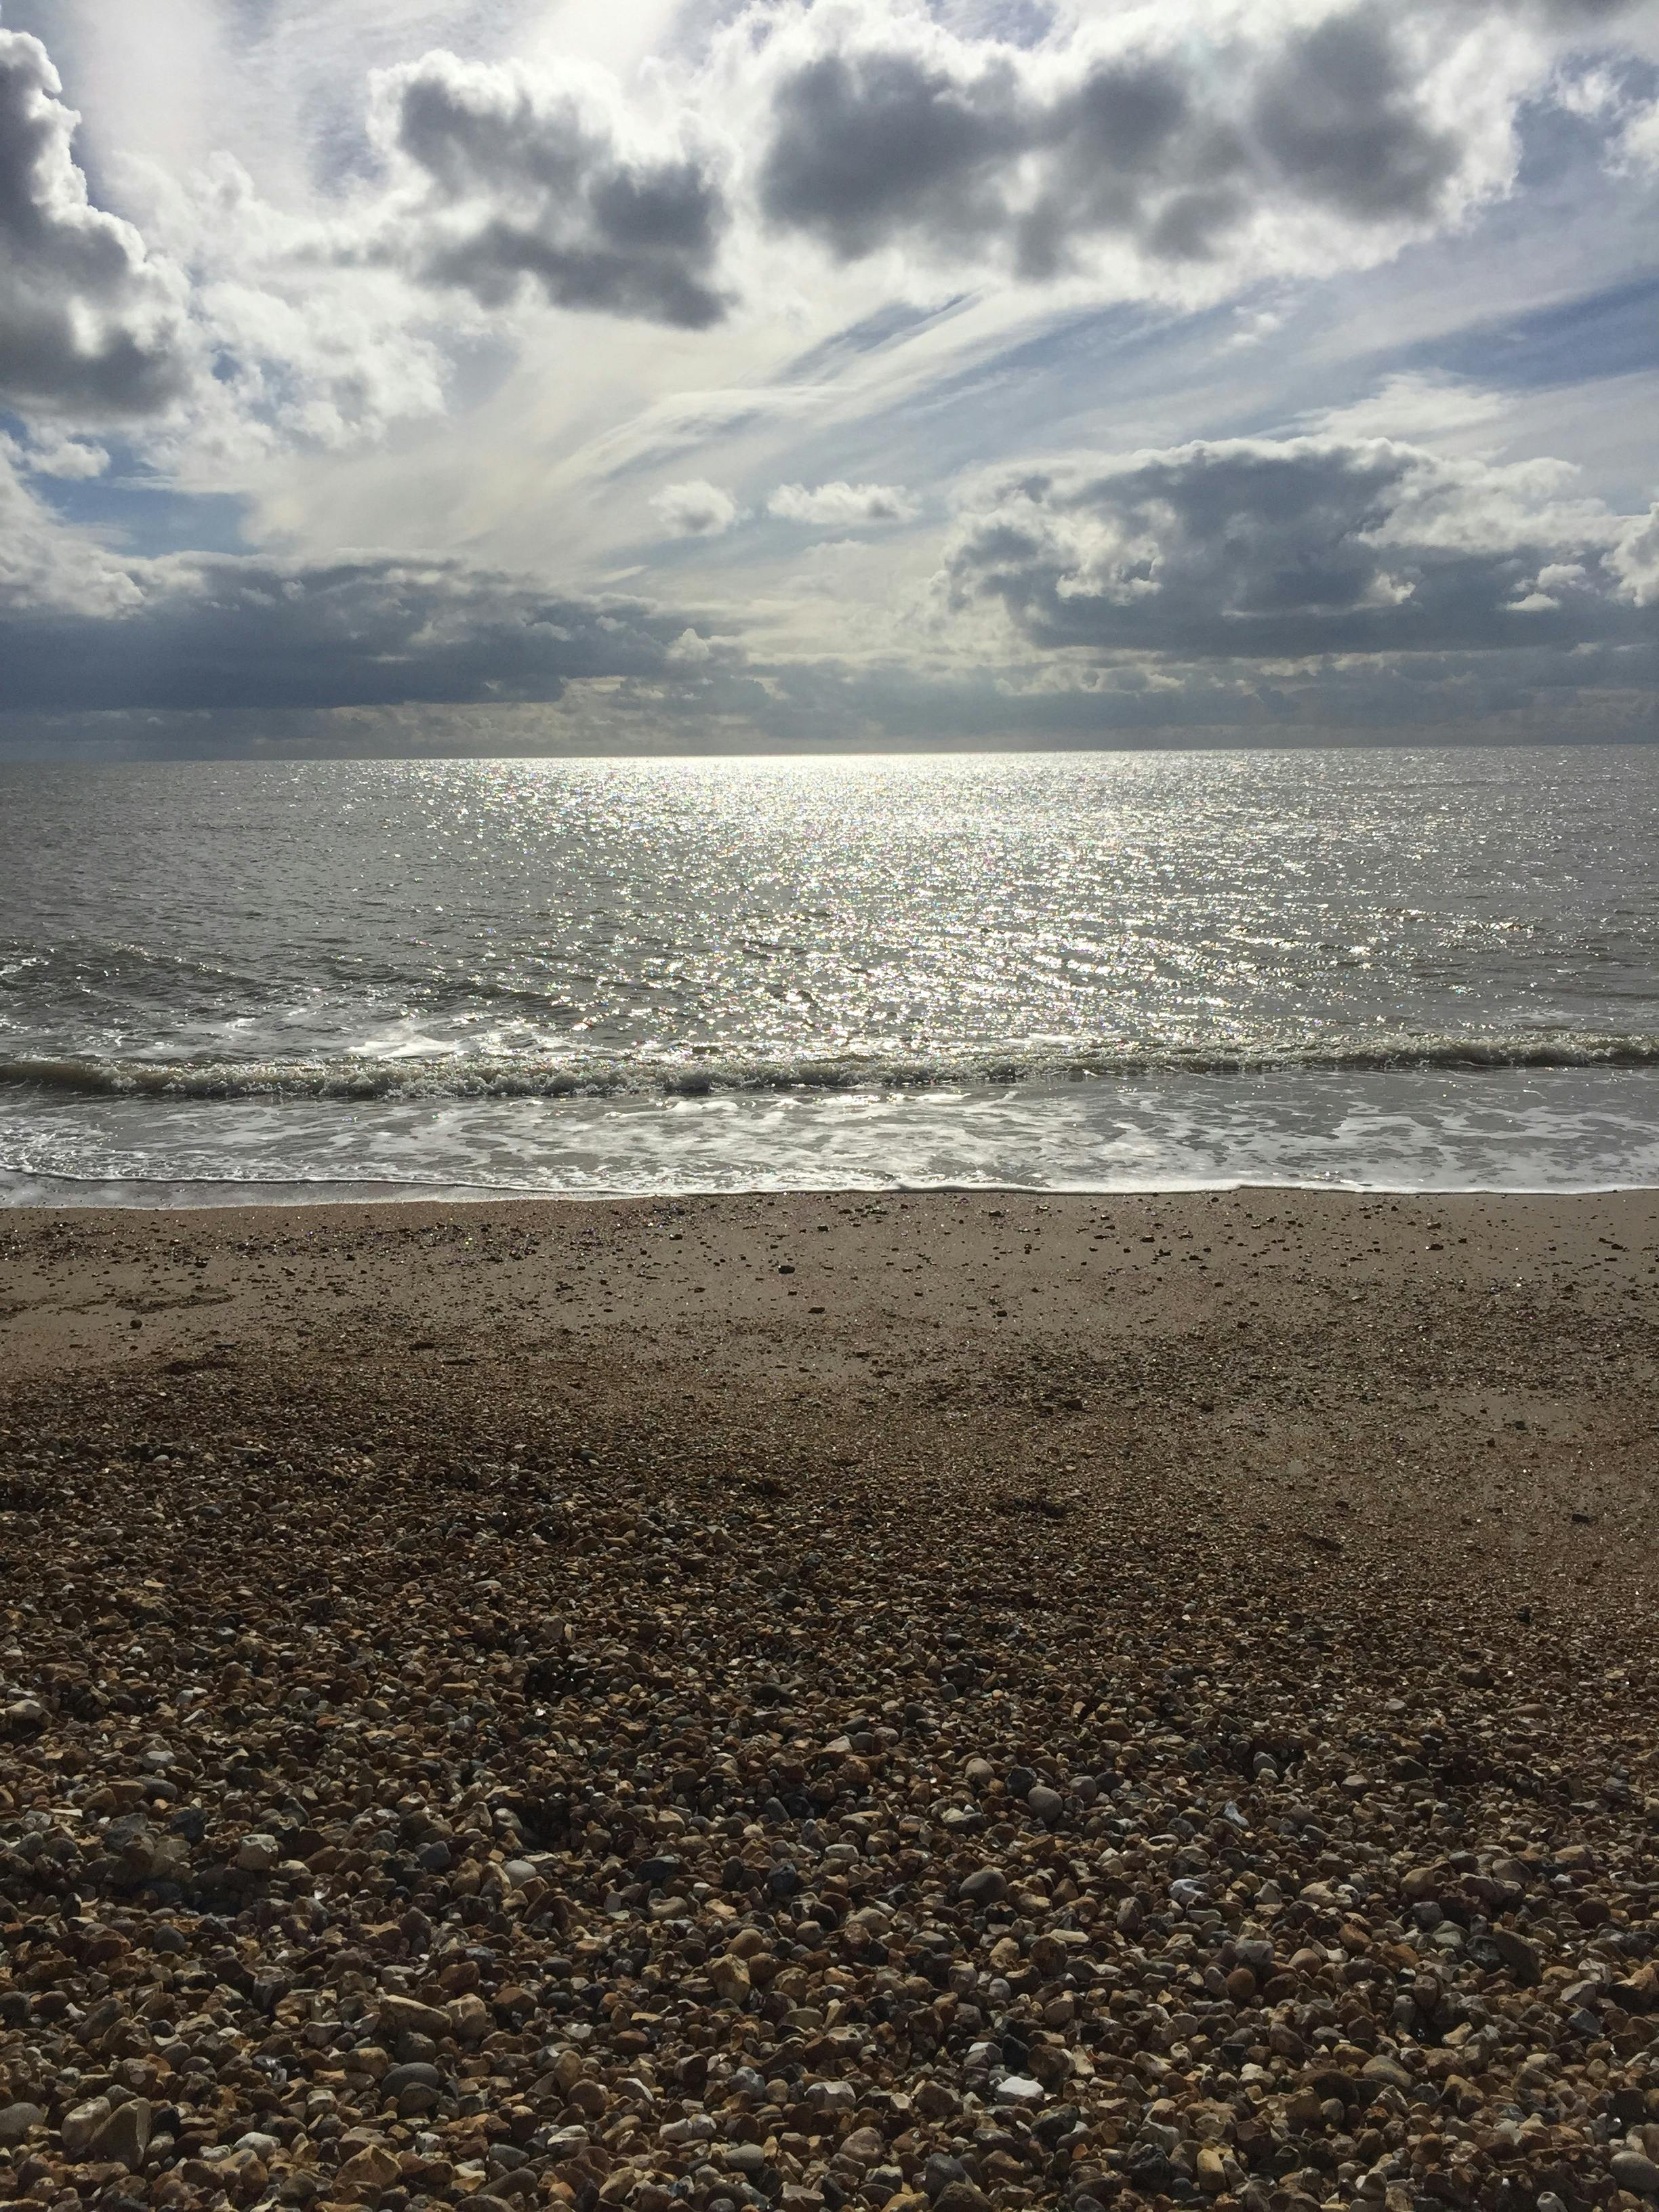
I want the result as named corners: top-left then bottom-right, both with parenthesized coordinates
top-left (2, 747), bottom-right (1657, 1204)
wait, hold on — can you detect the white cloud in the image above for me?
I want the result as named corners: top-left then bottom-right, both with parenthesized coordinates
top-left (1616, 94), bottom-right (1659, 169)
top-left (1611, 502), bottom-right (1659, 604)
top-left (0, 445), bottom-right (142, 617)
top-left (0, 29), bottom-right (195, 421)
top-left (1305, 373), bottom-right (1512, 445)
top-left (3, 429), bottom-right (111, 480)
top-left (651, 478), bottom-right (744, 535)
top-left (767, 478), bottom-right (918, 524)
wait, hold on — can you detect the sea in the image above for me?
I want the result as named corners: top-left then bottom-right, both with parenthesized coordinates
top-left (2, 746), bottom-right (1658, 1206)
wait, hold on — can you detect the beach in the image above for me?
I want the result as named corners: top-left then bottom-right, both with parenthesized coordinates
top-left (1, 1189), bottom-right (1656, 2212)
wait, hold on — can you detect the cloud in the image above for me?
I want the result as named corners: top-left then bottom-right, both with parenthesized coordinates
top-left (1611, 503), bottom-right (1659, 605)
top-left (0, 445), bottom-right (142, 617)
top-left (0, 453), bottom-right (741, 711)
top-left (651, 478), bottom-right (744, 535)
top-left (11, 0), bottom-right (1640, 491)
top-left (1, 428), bottom-right (110, 479)
top-left (0, 29), bottom-right (194, 419)
top-left (358, 48), bottom-right (731, 329)
top-left (739, 0), bottom-right (1603, 300)
top-left (766, 478), bottom-right (918, 524)
top-left (1521, 0), bottom-right (1647, 29)
top-left (1613, 91), bottom-right (1659, 169)
top-left (939, 433), bottom-right (1659, 660)
top-left (124, 0), bottom-right (1653, 444)
top-left (1304, 373), bottom-right (1511, 445)
top-left (1, 432), bottom-right (1651, 749)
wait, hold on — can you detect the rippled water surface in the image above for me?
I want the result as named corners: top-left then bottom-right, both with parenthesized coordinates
top-left (3, 747), bottom-right (1658, 1197)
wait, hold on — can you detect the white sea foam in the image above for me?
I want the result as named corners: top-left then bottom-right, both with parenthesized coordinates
top-left (3, 1069), bottom-right (1656, 1205)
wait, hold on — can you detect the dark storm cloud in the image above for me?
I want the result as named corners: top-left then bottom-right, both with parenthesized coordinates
top-left (0, 30), bottom-right (193, 417)
top-left (754, 5), bottom-right (1496, 281)
top-left (941, 436), bottom-right (1659, 659)
top-left (363, 50), bottom-right (730, 329)
top-left (0, 541), bottom-right (733, 712)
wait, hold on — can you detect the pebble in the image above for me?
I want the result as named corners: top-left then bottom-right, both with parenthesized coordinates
top-left (0, 1339), bottom-right (1656, 2212)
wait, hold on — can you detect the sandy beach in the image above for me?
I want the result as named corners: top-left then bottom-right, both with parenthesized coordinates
top-left (1, 1190), bottom-right (1656, 2212)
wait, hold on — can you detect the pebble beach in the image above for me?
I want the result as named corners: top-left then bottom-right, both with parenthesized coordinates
top-left (0, 1190), bottom-right (1656, 2212)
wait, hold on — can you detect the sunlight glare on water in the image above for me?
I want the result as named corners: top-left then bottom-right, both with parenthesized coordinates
top-left (2, 747), bottom-right (1658, 1197)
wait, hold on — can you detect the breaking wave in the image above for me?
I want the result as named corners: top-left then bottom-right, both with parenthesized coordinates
top-left (5, 1031), bottom-right (1659, 1103)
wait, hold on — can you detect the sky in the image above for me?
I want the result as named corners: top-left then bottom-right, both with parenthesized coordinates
top-left (1, 0), bottom-right (1658, 758)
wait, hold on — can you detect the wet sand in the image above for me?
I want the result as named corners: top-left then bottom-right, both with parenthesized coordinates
top-left (3, 1189), bottom-right (1658, 1601)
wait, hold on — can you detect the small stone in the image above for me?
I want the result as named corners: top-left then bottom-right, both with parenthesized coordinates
top-left (382, 2062), bottom-right (445, 2098)
top-left (91, 2097), bottom-right (151, 2169)
top-left (1488, 1927), bottom-right (1542, 1986)
top-left (958, 1866), bottom-right (1006, 1904)
top-left (708, 1952), bottom-right (752, 2002)
top-left (1361, 2055), bottom-right (1414, 2093)
top-left (337, 2142), bottom-right (402, 2190)
top-left (806, 2079), bottom-right (857, 2114)
top-left (1611, 2153), bottom-right (1659, 2198)
top-left (1197, 2145), bottom-right (1230, 2194)
top-left (1027, 1783), bottom-right (1064, 1821)
top-left (234, 1831), bottom-right (281, 1872)
top-left (840, 2127), bottom-right (886, 2165)
top-left (60, 2095), bottom-right (112, 2158)
top-left (380, 1994), bottom-right (452, 2041)
top-left (215, 2148), bottom-right (269, 2193)
top-left (0, 2102), bottom-right (45, 2145)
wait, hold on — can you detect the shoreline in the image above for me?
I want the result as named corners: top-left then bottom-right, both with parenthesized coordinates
top-left (9, 1176), bottom-right (1659, 1210)
top-left (9, 1066), bottom-right (1659, 1210)
top-left (2, 1189), bottom-right (1656, 2212)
